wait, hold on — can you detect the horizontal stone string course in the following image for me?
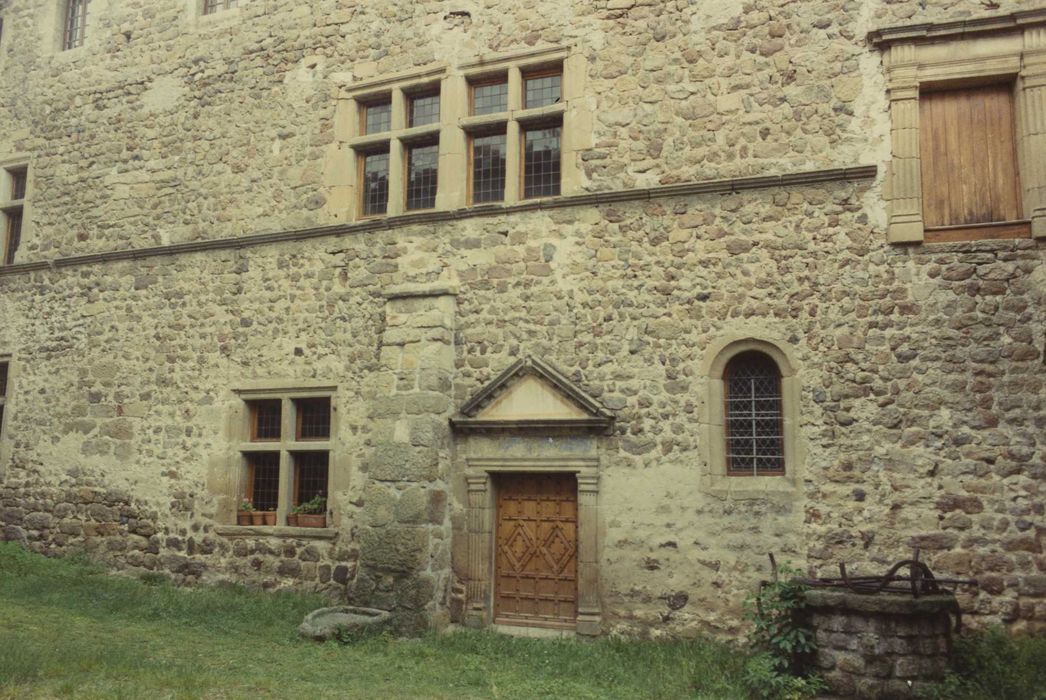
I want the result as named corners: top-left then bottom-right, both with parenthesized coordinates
top-left (0, 165), bottom-right (876, 277)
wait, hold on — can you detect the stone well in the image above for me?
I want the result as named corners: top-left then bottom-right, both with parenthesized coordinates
top-left (804, 590), bottom-right (960, 699)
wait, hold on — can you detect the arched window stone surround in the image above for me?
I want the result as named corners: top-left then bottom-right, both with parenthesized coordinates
top-left (698, 335), bottom-right (804, 498)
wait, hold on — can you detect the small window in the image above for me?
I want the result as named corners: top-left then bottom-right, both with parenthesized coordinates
top-left (360, 150), bottom-right (390, 217)
top-left (2, 167), bottom-right (26, 266)
top-left (248, 399), bottom-right (281, 441)
top-left (471, 79), bottom-right (508, 116)
top-left (406, 143), bottom-right (439, 210)
top-left (724, 351), bottom-right (784, 476)
top-left (470, 133), bottom-right (507, 204)
top-left (203, 0), bottom-right (237, 15)
top-left (409, 93), bottom-right (440, 128)
top-left (293, 451), bottom-right (329, 507)
top-left (522, 126), bottom-right (561, 199)
top-left (295, 397), bottom-right (331, 440)
top-left (62, 0), bottom-right (89, 50)
top-left (245, 452), bottom-right (279, 512)
top-left (524, 71), bottom-right (561, 109)
top-left (363, 101), bottom-right (392, 135)
top-left (0, 361), bottom-right (8, 436)
top-left (10, 170), bottom-right (26, 201)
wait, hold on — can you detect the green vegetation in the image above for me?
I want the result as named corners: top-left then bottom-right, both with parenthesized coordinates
top-left (741, 563), bottom-right (824, 700)
top-left (918, 627), bottom-right (1046, 700)
top-left (3, 544), bottom-right (1043, 700)
top-left (0, 544), bottom-right (746, 699)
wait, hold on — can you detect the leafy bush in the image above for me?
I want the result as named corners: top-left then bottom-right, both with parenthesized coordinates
top-left (742, 562), bottom-right (824, 700)
top-left (917, 627), bottom-right (1046, 700)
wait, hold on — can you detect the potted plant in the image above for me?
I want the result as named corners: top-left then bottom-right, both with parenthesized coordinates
top-left (258, 510), bottom-right (277, 526)
top-left (291, 495), bottom-right (327, 528)
top-left (237, 499), bottom-right (254, 526)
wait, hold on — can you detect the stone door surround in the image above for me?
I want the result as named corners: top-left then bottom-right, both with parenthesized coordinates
top-left (464, 457), bottom-right (600, 636)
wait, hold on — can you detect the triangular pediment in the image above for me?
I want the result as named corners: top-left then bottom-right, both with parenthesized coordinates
top-left (451, 357), bottom-right (614, 432)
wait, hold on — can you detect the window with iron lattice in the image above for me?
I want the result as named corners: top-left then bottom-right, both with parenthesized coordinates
top-left (239, 393), bottom-right (333, 527)
top-left (724, 351), bottom-right (785, 476)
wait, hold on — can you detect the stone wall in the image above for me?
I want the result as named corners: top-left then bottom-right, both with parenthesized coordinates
top-left (0, 0), bottom-right (1044, 637)
top-left (0, 0), bottom-right (1034, 259)
top-left (1, 179), bottom-right (1042, 634)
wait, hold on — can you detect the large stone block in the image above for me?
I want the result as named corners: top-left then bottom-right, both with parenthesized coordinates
top-left (366, 443), bottom-right (440, 482)
top-left (359, 526), bottom-right (428, 574)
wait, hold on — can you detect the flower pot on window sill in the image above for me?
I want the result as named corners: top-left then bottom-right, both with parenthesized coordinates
top-left (256, 511), bottom-right (277, 526)
top-left (250, 511), bottom-right (266, 526)
top-left (296, 514), bottom-right (326, 528)
top-left (286, 513), bottom-right (298, 527)
top-left (237, 512), bottom-right (252, 526)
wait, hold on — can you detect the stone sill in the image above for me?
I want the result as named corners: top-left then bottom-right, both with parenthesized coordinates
top-left (213, 525), bottom-right (337, 540)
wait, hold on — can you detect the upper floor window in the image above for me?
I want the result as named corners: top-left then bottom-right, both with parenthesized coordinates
top-left (62, 0), bottom-right (89, 51)
top-left (724, 351), bottom-right (784, 476)
top-left (203, 0), bottom-right (237, 15)
top-left (471, 78), bottom-right (508, 116)
top-left (919, 83), bottom-right (1023, 236)
top-left (1, 166), bottom-right (26, 266)
top-left (874, 13), bottom-right (1046, 243)
top-left (335, 47), bottom-right (586, 221)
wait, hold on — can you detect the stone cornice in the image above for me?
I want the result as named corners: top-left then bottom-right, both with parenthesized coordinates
top-left (868, 8), bottom-right (1046, 48)
top-left (0, 165), bottom-right (877, 277)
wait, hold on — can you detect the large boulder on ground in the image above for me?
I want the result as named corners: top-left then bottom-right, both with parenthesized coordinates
top-left (298, 606), bottom-right (392, 642)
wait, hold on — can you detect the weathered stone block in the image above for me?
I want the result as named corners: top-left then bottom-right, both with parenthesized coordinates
top-left (359, 526), bottom-right (428, 574)
top-left (366, 443), bottom-right (439, 482)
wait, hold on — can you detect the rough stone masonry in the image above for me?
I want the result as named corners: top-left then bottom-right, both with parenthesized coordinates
top-left (0, 0), bottom-right (1043, 637)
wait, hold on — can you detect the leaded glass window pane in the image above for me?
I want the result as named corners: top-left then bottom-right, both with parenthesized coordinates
top-left (725, 351), bottom-right (784, 476)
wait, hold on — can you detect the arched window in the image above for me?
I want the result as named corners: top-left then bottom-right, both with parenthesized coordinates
top-left (724, 351), bottom-right (784, 476)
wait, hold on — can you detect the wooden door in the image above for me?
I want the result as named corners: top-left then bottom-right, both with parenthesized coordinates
top-left (494, 473), bottom-right (578, 627)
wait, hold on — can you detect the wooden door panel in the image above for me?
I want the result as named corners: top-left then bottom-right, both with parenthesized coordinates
top-left (495, 473), bottom-right (578, 627)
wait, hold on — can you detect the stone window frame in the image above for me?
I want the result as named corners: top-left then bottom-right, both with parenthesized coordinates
top-left (185, 0), bottom-right (246, 25)
top-left (0, 158), bottom-right (30, 267)
top-left (872, 10), bottom-right (1046, 243)
top-left (698, 336), bottom-right (804, 499)
top-left (42, 0), bottom-right (109, 59)
top-left (462, 457), bottom-right (601, 637)
top-left (220, 383), bottom-right (340, 536)
top-left (328, 45), bottom-right (589, 223)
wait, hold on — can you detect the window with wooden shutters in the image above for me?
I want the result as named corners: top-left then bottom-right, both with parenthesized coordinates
top-left (919, 83), bottom-right (1027, 242)
top-left (724, 351), bottom-right (785, 476)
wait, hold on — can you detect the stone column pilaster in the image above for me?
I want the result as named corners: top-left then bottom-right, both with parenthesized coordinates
top-left (1021, 28), bottom-right (1046, 238)
top-left (575, 473), bottom-right (601, 636)
top-left (885, 43), bottom-right (924, 243)
top-left (464, 475), bottom-right (491, 628)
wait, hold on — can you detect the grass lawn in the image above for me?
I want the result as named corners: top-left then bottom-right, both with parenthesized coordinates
top-left (0, 544), bottom-right (748, 699)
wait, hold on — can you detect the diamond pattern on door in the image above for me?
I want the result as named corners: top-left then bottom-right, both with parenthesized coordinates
top-left (495, 473), bottom-right (578, 627)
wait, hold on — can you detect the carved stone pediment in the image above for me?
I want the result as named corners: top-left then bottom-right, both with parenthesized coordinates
top-left (451, 357), bottom-right (614, 432)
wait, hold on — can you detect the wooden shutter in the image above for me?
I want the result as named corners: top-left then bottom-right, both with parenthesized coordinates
top-left (919, 83), bottom-right (1024, 234)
